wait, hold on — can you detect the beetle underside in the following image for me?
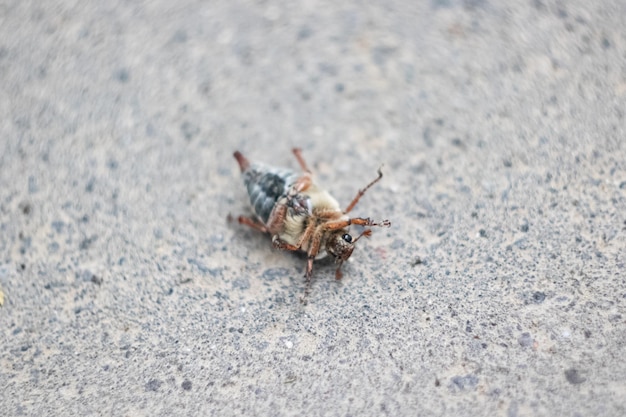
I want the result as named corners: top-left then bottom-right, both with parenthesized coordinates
top-left (233, 148), bottom-right (390, 301)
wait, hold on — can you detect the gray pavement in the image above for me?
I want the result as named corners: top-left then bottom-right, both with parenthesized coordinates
top-left (1, 1), bottom-right (625, 416)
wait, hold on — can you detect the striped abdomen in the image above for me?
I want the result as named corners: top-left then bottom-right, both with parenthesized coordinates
top-left (242, 163), bottom-right (299, 223)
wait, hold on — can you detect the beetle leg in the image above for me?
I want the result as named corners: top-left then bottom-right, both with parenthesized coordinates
top-left (265, 203), bottom-right (289, 235)
top-left (270, 215), bottom-right (316, 254)
top-left (292, 148), bottom-right (312, 174)
top-left (263, 174), bottom-right (311, 221)
top-left (306, 226), bottom-right (323, 275)
top-left (285, 181), bottom-right (311, 215)
top-left (235, 215), bottom-right (269, 233)
top-left (344, 167), bottom-right (384, 213)
top-left (301, 256), bottom-right (316, 303)
top-left (335, 263), bottom-right (344, 280)
top-left (289, 174), bottom-right (312, 195)
top-left (302, 256), bottom-right (315, 302)
top-left (323, 217), bottom-right (391, 231)
top-left (272, 235), bottom-right (300, 251)
top-left (299, 225), bottom-right (324, 301)
top-left (298, 221), bottom-right (316, 246)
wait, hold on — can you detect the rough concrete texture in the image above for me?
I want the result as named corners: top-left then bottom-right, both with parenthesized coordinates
top-left (1, 0), bottom-right (625, 416)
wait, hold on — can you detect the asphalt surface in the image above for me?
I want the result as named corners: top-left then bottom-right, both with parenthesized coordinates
top-left (1, 1), bottom-right (625, 416)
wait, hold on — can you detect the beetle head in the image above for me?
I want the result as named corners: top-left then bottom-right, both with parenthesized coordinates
top-left (326, 229), bottom-right (372, 279)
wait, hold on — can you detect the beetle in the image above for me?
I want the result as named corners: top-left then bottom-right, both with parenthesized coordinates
top-left (232, 148), bottom-right (390, 298)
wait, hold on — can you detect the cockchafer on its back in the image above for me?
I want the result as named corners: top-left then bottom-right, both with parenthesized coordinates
top-left (232, 148), bottom-right (390, 300)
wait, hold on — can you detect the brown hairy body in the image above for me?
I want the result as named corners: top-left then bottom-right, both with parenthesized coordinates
top-left (233, 148), bottom-right (390, 299)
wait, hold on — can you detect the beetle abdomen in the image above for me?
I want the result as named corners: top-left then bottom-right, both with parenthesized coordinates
top-left (243, 163), bottom-right (299, 223)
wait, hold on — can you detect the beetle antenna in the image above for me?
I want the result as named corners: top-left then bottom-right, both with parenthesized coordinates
top-left (352, 229), bottom-right (372, 243)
